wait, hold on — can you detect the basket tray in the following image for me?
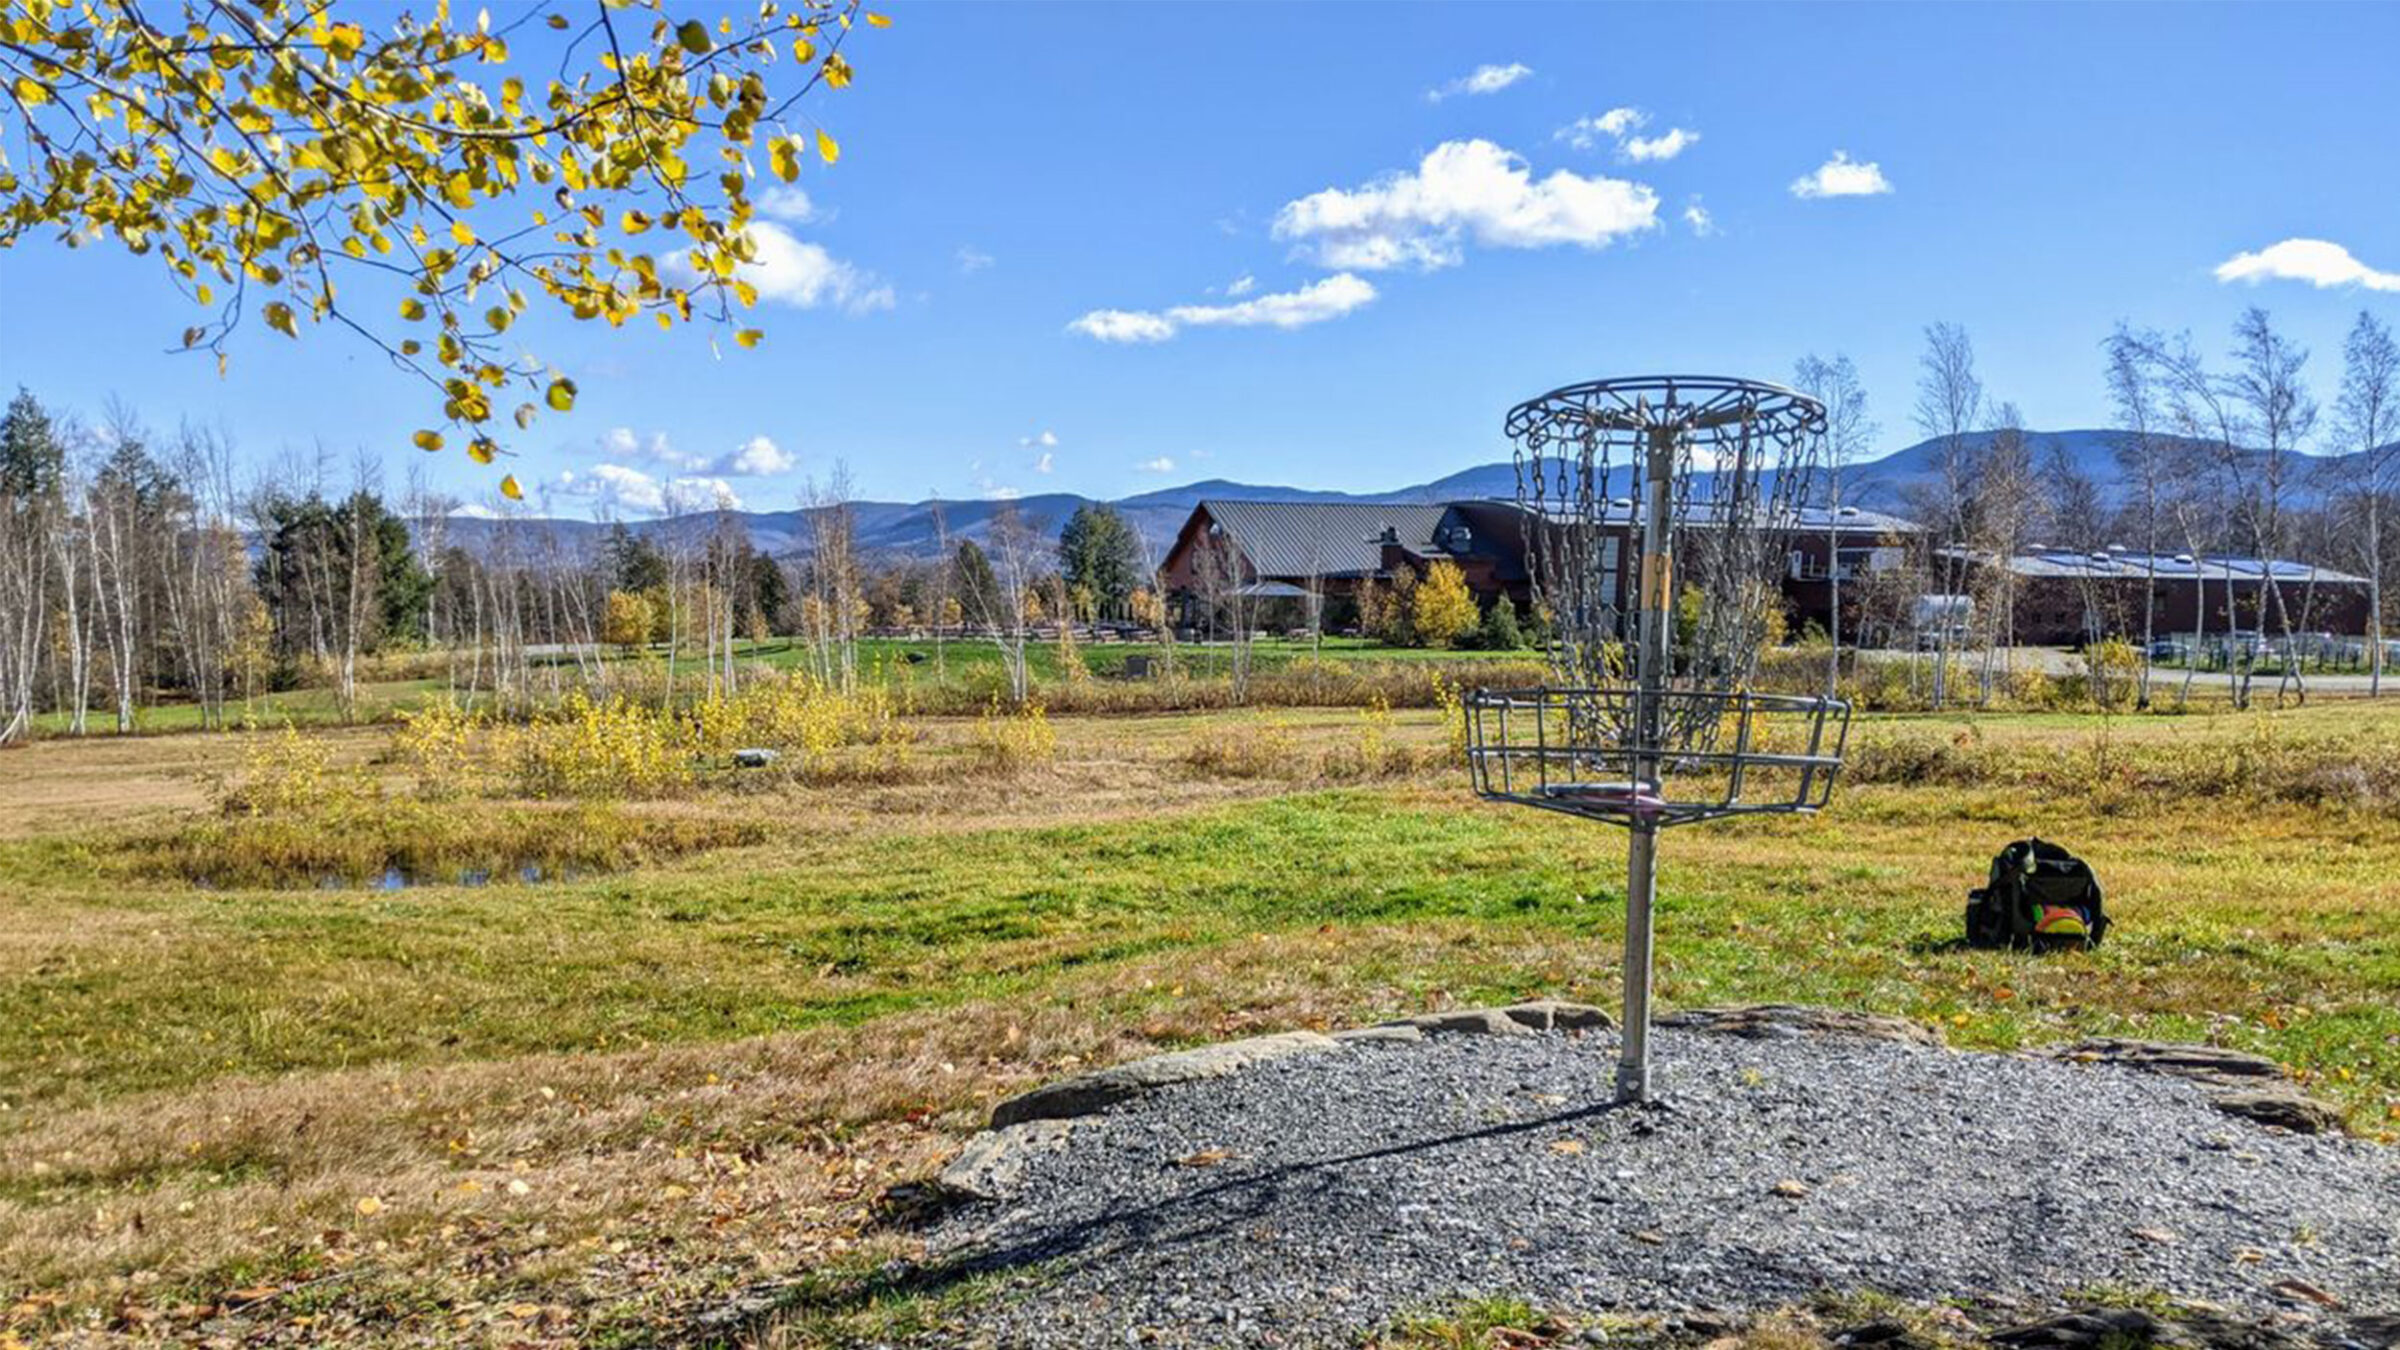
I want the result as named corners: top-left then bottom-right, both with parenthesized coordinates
top-left (1464, 685), bottom-right (1851, 828)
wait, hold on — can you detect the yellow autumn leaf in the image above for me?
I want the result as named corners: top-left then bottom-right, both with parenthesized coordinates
top-left (450, 219), bottom-right (474, 246)
top-left (866, 12), bottom-right (892, 27)
top-left (499, 474), bottom-right (524, 500)
top-left (399, 298), bottom-right (425, 320)
top-left (675, 19), bottom-right (710, 53)
top-left (467, 437), bottom-right (497, 465)
top-left (770, 137), bottom-right (801, 183)
top-left (412, 429), bottom-right (444, 452)
top-left (734, 329), bottom-right (762, 349)
top-left (816, 128), bottom-right (839, 164)
top-left (355, 1196), bottom-right (385, 1216)
top-left (545, 377), bottom-right (577, 412)
top-left (262, 302), bottom-right (297, 337)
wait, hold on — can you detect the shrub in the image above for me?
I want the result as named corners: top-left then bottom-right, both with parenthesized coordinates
top-left (506, 691), bottom-right (693, 799)
top-left (972, 699), bottom-right (1057, 774)
top-left (1466, 596), bottom-right (1527, 651)
top-left (393, 697), bottom-right (483, 798)
top-left (2083, 638), bottom-right (2142, 712)
top-left (1409, 562), bottom-right (1478, 649)
top-left (218, 722), bottom-right (361, 816)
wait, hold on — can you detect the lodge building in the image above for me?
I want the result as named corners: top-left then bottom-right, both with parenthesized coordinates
top-left (1158, 498), bottom-right (2378, 645)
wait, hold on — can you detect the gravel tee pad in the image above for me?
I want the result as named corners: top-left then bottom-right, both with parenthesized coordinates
top-left (918, 1022), bottom-right (2399, 1347)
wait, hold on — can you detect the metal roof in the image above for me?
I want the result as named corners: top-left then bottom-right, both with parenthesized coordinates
top-left (1199, 499), bottom-right (1450, 578)
top-left (1489, 498), bottom-right (1919, 535)
top-left (1952, 547), bottom-right (2369, 586)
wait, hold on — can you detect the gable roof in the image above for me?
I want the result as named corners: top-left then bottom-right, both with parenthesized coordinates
top-left (1199, 499), bottom-right (1451, 578)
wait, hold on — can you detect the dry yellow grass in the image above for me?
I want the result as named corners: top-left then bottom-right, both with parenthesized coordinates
top-left (1, 700), bottom-right (2396, 1346)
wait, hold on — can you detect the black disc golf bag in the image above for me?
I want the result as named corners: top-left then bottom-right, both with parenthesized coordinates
top-left (1964, 837), bottom-right (2108, 950)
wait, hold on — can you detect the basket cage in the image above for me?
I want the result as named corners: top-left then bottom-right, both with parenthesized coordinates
top-left (1465, 685), bottom-right (1851, 828)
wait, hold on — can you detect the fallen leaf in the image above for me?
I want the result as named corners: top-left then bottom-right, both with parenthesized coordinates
top-left (1549, 1138), bottom-right (1587, 1155)
top-left (1175, 1148), bottom-right (1232, 1168)
top-left (1771, 1179), bottom-right (1810, 1199)
top-left (2269, 1279), bottom-right (2343, 1309)
top-left (353, 1196), bottom-right (384, 1217)
top-left (2131, 1226), bottom-right (2179, 1245)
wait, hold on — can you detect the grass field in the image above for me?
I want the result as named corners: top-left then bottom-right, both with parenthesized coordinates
top-left (1, 696), bottom-right (2396, 1346)
top-left (19, 636), bottom-right (1536, 739)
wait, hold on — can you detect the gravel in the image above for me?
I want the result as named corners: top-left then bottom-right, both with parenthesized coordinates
top-left (913, 1027), bottom-right (2400, 1347)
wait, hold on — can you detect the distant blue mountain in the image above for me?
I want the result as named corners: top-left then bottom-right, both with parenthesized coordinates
top-left (440, 429), bottom-right (2390, 562)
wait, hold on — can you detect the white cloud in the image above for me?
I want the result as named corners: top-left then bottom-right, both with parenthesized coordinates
top-left (1069, 274), bottom-right (1379, 344)
top-left (1225, 273), bottom-right (1257, 297)
top-left (2214, 238), bottom-right (2400, 294)
top-left (702, 221), bottom-right (894, 314)
top-left (1622, 127), bottom-right (1698, 162)
top-left (1068, 309), bottom-right (1177, 344)
top-left (755, 186), bottom-right (817, 223)
top-left (1136, 457), bottom-right (1176, 474)
top-left (1272, 139), bottom-right (1658, 272)
top-left (955, 245), bottom-right (995, 274)
top-left (1556, 108), bottom-right (1646, 151)
top-left (1683, 198), bottom-right (1716, 237)
top-left (1033, 451), bottom-right (1055, 474)
top-left (1020, 429), bottom-right (1059, 448)
top-left (556, 464), bottom-right (742, 516)
top-left (600, 427), bottom-right (700, 471)
top-left (1168, 273), bottom-right (1377, 329)
top-left (1556, 108), bottom-right (1697, 163)
top-left (720, 434), bottom-right (794, 476)
top-left (1790, 150), bottom-right (1893, 199)
top-left (1427, 62), bottom-right (1532, 102)
top-left (598, 428), bottom-right (792, 477)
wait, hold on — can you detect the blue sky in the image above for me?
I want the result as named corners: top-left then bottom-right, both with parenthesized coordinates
top-left (3, 2), bottom-right (2398, 516)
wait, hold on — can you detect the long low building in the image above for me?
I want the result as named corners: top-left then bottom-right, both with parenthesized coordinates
top-left (1957, 547), bottom-right (2373, 645)
top-left (1162, 498), bottom-right (2379, 645)
top-left (1160, 497), bottom-right (1920, 635)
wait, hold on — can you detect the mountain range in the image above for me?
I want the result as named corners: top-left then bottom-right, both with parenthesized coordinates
top-left (442, 429), bottom-right (2394, 563)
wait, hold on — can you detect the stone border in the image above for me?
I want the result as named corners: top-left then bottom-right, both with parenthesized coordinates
top-left (936, 1003), bottom-right (2349, 1204)
top-left (2027, 1038), bottom-right (2347, 1136)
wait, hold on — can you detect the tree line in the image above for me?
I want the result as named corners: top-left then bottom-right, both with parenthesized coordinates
top-left (0, 399), bottom-right (1204, 737)
top-left (1796, 306), bottom-right (2398, 709)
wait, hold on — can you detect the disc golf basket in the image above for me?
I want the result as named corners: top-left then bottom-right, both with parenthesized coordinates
top-left (1464, 375), bottom-right (1852, 1104)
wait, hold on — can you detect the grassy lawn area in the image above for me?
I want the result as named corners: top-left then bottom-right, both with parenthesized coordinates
top-left (18, 636), bottom-right (1535, 741)
top-left (0, 700), bottom-right (2395, 1345)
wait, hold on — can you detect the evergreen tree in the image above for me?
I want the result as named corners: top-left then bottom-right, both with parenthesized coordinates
top-left (746, 549), bottom-right (789, 636)
top-left (0, 388), bottom-right (65, 501)
top-left (1474, 595), bottom-right (1526, 651)
top-left (952, 538), bottom-right (1002, 625)
top-left (605, 522), bottom-right (670, 593)
top-left (1056, 503), bottom-right (1145, 617)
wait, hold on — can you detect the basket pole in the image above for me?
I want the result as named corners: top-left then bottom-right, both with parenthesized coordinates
top-left (1616, 423), bottom-right (1678, 1105)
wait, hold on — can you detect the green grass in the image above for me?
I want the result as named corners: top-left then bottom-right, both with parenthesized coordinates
top-left (19, 636), bottom-right (1530, 740)
top-left (6, 761), bottom-right (2396, 1116)
top-left (2, 701), bottom-right (2396, 1345)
